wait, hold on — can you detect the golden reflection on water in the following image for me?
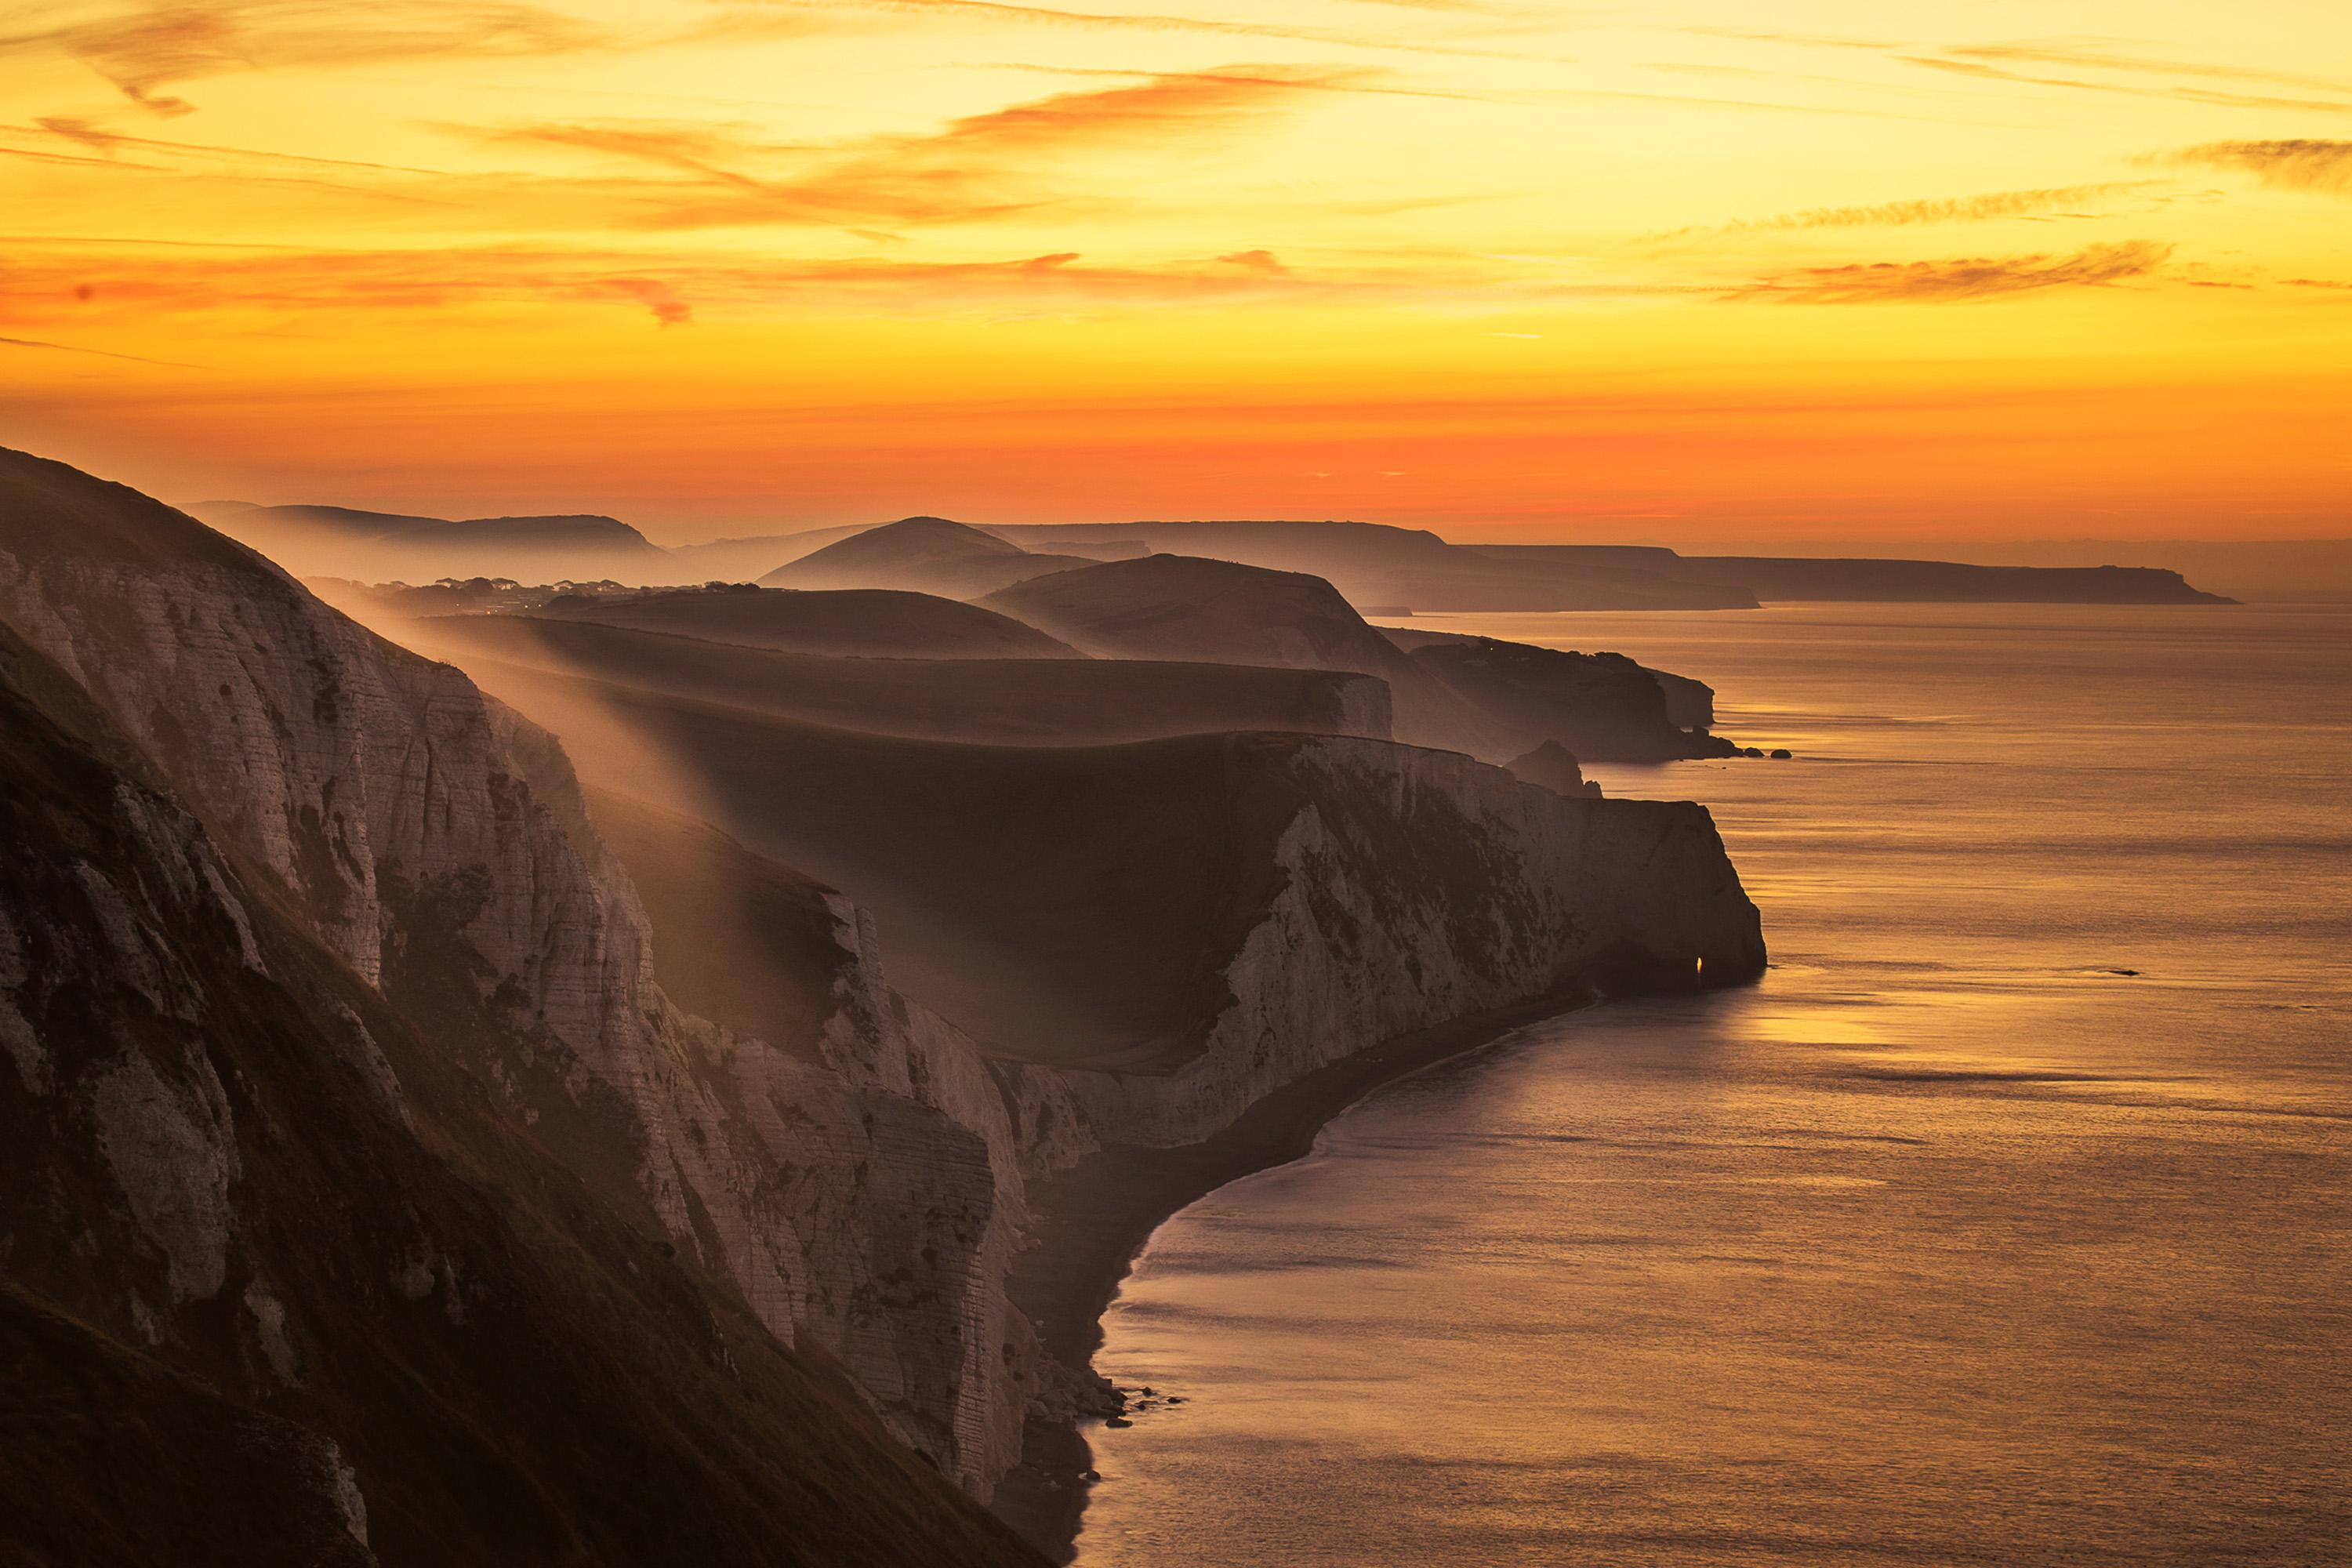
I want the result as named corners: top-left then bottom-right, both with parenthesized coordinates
top-left (1077, 604), bottom-right (2351, 1568)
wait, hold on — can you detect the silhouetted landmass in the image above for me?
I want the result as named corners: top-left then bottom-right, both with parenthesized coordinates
top-left (1825, 537), bottom-right (2352, 604)
top-left (665, 532), bottom-right (841, 581)
top-left (194, 498), bottom-right (2245, 610)
top-left (1381, 626), bottom-right (1736, 761)
top-left (978, 557), bottom-right (1743, 760)
top-left (985, 520), bottom-right (1762, 611)
top-left (980, 554), bottom-right (1501, 754)
top-left (762, 517), bottom-right (1106, 598)
top-left (413, 615), bottom-right (1394, 746)
top-left (536, 583), bottom-right (1078, 658)
top-left (1475, 544), bottom-right (2234, 604)
top-left (191, 499), bottom-right (667, 583)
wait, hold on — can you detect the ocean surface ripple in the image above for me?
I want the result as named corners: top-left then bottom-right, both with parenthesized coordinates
top-left (1077, 603), bottom-right (2350, 1568)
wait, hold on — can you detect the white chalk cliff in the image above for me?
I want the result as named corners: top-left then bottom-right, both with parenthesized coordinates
top-left (0, 449), bottom-right (1762, 1557)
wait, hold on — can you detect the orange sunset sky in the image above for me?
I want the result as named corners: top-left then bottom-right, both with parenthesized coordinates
top-left (2, 0), bottom-right (2348, 542)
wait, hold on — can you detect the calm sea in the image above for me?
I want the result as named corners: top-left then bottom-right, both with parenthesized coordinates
top-left (1074, 603), bottom-right (2351, 1567)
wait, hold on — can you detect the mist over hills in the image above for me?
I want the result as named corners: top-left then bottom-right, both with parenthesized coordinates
top-left (978, 554), bottom-right (1501, 757)
top-left (533, 583), bottom-right (1079, 658)
top-left (0, 449), bottom-right (1046, 1564)
top-left (188, 500), bottom-right (669, 583)
top-left (15, 445), bottom-right (2264, 1564)
top-left (410, 615), bottom-right (1395, 748)
top-left (371, 562), bottom-right (1733, 764)
top-left (985, 521), bottom-right (1766, 612)
top-left (190, 497), bottom-right (2243, 608)
top-left (2, 447), bottom-right (1766, 1562)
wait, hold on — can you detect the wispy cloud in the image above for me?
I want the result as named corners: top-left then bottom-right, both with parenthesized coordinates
top-left (444, 66), bottom-right (1351, 227)
top-left (703, 0), bottom-right (1566, 64)
top-left (2, 0), bottom-right (603, 115)
top-left (2168, 140), bottom-right (2352, 195)
top-left (1905, 53), bottom-right (2352, 114)
top-left (0, 241), bottom-right (1358, 328)
top-left (1215, 248), bottom-right (1287, 274)
top-left (32, 114), bottom-right (134, 151)
top-left (1679, 27), bottom-right (2352, 114)
top-left (1701, 181), bottom-right (2157, 234)
top-left (1681, 27), bottom-right (1894, 53)
top-left (1943, 43), bottom-right (2352, 101)
top-left (1731, 241), bottom-right (2173, 303)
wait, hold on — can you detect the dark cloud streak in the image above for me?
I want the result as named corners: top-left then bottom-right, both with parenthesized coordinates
top-left (2169, 140), bottom-right (2352, 195)
top-left (1706, 181), bottom-right (2157, 234)
top-left (1, 0), bottom-right (604, 115)
top-left (703, 0), bottom-right (1573, 66)
top-left (1730, 241), bottom-right (2174, 303)
top-left (441, 67), bottom-right (1353, 227)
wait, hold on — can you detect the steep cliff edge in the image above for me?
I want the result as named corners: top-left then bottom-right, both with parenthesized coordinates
top-left (6, 449), bottom-right (1769, 1564)
top-left (416, 634), bottom-right (1764, 1557)
top-left (0, 617), bottom-right (1040, 1566)
top-left (1381, 626), bottom-right (1737, 761)
top-left (0, 448), bottom-right (1046, 1534)
top-left (1000, 735), bottom-right (1762, 1147)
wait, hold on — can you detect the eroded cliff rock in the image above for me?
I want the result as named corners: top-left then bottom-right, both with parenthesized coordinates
top-left (3, 448), bottom-right (1767, 1560)
top-left (0, 615), bottom-right (1040, 1565)
top-left (0, 449), bottom-right (1040, 1512)
top-left (996, 735), bottom-right (1762, 1153)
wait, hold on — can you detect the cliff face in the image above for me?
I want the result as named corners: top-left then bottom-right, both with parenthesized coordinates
top-left (0, 614), bottom-right (1040, 1566)
top-left (4, 449), bottom-right (1768, 1555)
top-left (0, 451), bottom-right (1040, 1517)
top-left (996, 735), bottom-right (1762, 1153)
top-left (1382, 626), bottom-right (1737, 761)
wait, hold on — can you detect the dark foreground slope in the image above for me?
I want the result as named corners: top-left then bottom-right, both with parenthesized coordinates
top-left (0, 448), bottom-right (1047, 1562)
top-left (537, 583), bottom-right (1077, 658)
top-left (0, 637), bottom-right (1036, 1568)
top-left (410, 615), bottom-right (1394, 746)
